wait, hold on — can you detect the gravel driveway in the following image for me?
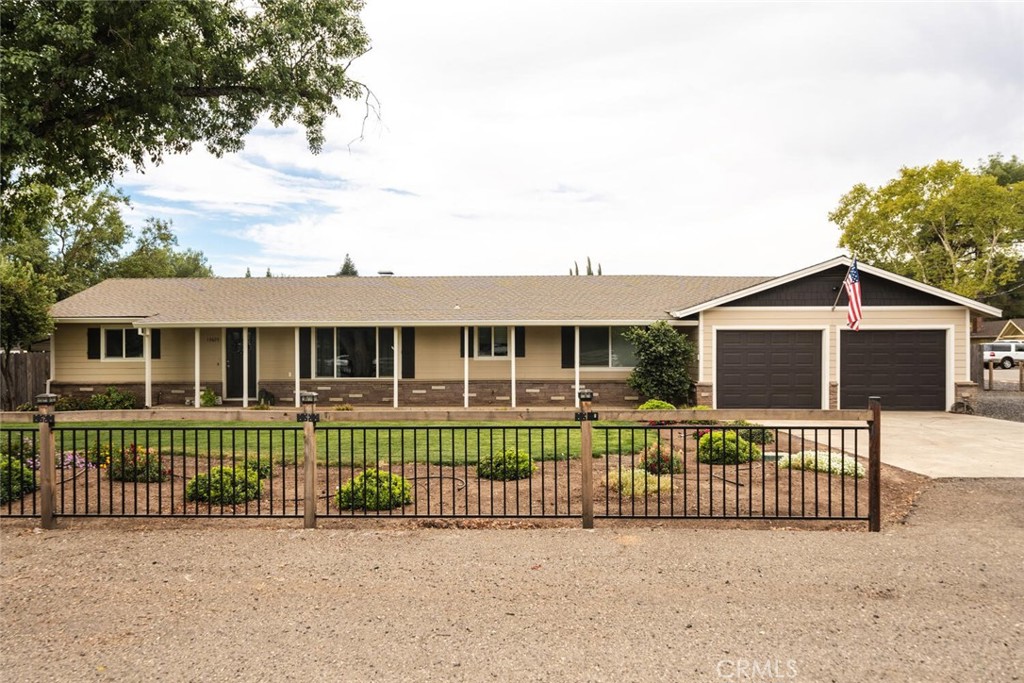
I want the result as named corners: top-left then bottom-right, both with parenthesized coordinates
top-left (2, 478), bottom-right (1022, 683)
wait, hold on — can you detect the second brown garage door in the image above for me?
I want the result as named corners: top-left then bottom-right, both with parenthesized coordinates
top-left (840, 330), bottom-right (946, 410)
top-left (717, 330), bottom-right (822, 409)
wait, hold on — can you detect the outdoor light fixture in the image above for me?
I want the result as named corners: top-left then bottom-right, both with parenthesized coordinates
top-left (34, 393), bottom-right (57, 406)
top-left (299, 391), bottom-right (318, 406)
top-left (297, 391), bottom-right (319, 424)
top-left (578, 389), bottom-right (594, 403)
top-left (576, 389), bottom-right (598, 422)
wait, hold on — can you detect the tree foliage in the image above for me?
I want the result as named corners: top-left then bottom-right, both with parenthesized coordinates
top-left (829, 159), bottom-right (1024, 302)
top-left (109, 219), bottom-right (213, 281)
top-left (0, 257), bottom-right (54, 409)
top-left (336, 253), bottom-right (358, 276)
top-left (0, 0), bottom-right (371, 194)
top-left (623, 322), bottom-right (697, 407)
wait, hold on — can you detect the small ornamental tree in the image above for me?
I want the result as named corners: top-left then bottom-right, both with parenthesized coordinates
top-left (624, 321), bottom-right (697, 406)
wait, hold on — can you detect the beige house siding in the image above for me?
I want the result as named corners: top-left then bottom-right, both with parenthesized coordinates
top-left (699, 307), bottom-right (968, 407)
top-left (257, 327), bottom-right (295, 380)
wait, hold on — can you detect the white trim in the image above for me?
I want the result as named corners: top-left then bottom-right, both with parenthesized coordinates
top-left (574, 326), bottom-right (580, 408)
top-left (393, 326), bottom-right (399, 408)
top-left (463, 326), bottom-right (470, 408)
top-left (120, 318), bottom-right (676, 329)
top-left (242, 326), bottom-right (249, 408)
top-left (294, 327), bottom-right (301, 408)
top-left (715, 305), bottom-right (969, 312)
top-left (964, 310), bottom-right (971, 382)
top-left (711, 326), bottom-right (829, 410)
top-left (835, 325), bottom-right (955, 410)
top-left (143, 329), bottom-right (152, 408)
top-left (98, 326), bottom-right (147, 362)
top-left (670, 255), bottom-right (1002, 318)
top-left (697, 313), bottom-right (705, 383)
top-left (220, 327), bottom-right (226, 399)
top-left (509, 325), bottom-right (517, 408)
top-left (194, 328), bottom-right (201, 408)
top-left (49, 327), bottom-right (56, 385)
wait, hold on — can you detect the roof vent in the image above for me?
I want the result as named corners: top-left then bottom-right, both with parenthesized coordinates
top-left (377, 271), bottom-right (394, 276)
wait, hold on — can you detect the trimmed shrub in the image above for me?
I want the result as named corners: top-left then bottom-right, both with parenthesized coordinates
top-left (777, 451), bottom-right (864, 478)
top-left (86, 386), bottom-right (136, 410)
top-left (638, 399), bottom-right (675, 411)
top-left (200, 388), bottom-right (218, 407)
top-left (477, 448), bottom-right (535, 481)
top-left (639, 443), bottom-right (683, 474)
top-left (607, 468), bottom-right (672, 498)
top-left (729, 420), bottom-right (775, 445)
top-left (697, 431), bottom-right (762, 464)
top-left (186, 466), bottom-right (263, 504)
top-left (54, 395), bottom-right (89, 411)
top-left (108, 444), bottom-right (166, 482)
top-left (336, 469), bottom-right (412, 510)
top-left (0, 456), bottom-right (38, 504)
top-left (244, 456), bottom-right (274, 480)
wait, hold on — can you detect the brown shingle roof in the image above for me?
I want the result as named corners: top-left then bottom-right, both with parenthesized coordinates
top-left (50, 275), bottom-right (771, 326)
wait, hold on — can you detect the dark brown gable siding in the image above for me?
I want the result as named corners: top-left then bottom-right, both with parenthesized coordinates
top-left (722, 266), bottom-right (950, 307)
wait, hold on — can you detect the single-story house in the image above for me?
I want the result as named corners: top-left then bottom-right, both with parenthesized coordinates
top-left (47, 256), bottom-right (1001, 411)
top-left (971, 318), bottom-right (1024, 344)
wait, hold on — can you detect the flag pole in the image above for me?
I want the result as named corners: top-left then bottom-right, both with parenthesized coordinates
top-left (831, 257), bottom-right (855, 312)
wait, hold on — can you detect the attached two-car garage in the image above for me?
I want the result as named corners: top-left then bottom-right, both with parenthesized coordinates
top-left (716, 329), bottom-right (947, 411)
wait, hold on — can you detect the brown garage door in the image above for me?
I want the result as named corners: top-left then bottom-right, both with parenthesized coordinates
top-left (840, 330), bottom-right (945, 410)
top-left (717, 330), bottom-right (822, 409)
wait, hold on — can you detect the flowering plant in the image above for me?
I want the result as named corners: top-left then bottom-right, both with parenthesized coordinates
top-left (108, 444), bottom-right (167, 482)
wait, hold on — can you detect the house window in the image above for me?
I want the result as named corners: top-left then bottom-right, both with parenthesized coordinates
top-left (580, 326), bottom-right (637, 368)
top-left (314, 327), bottom-right (393, 378)
top-left (104, 328), bottom-right (143, 359)
top-left (476, 326), bottom-right (508, 358)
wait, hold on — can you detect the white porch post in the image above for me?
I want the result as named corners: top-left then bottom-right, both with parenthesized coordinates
top-left (463, 326), bottom-right (470, 408)
top-left (509, 325), bottom-right (517, 408)
top-left (393, 327), bottom-right (400, 408)
top-left (194, 328), bottom-right (201, 407)
top-left (574, 326), bottom-right (581, 408)
top-left (294, 327), bottom-right (301, 408)
top-left (143, 329), bottom-right (153, 408)
top-left (242, 326), bottom-right (249, 408)
top-left (47, 326), bottom-right (55, 393)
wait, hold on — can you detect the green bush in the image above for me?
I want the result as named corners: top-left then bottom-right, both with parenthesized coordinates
top-left (336, 469), bottom-right (412, 510)
top-left (729, 420), bottom-right (775, 445)
top-left (186, 466), bottom-right (263, 504)
top-left (54, 395), bottom-right (88, 411)
top-left (639, 443), bottom-right (683, 474)
top-left (638, 399), bottom-right (675, 411)
top-left (607, 468), bottom-right (672, 498)
top-left (624, 321), bottom-right (698, 407)
top-left (0, 456), bottom-right (38, 504)
top-left (86, 386), bottom-right (136, 410)
top-left (697, 431), bottom-right (762, 464)
top-left (477, 448), bottom-right (536, 481)
top-left (0, 435), bottom-right (36, 463)
top-left (108, 444), bottom-right (166, 482)
top-left (200, 388), bottom-right (218, 407)
top-left (244, 456), bottom-right (273, 480)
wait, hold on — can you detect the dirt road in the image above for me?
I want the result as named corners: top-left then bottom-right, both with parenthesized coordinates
top-left (2, 478), bottom-right (1022, 682)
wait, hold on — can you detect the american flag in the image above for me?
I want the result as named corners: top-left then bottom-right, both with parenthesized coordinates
top-left (844, 258), bottom-right (863, 331)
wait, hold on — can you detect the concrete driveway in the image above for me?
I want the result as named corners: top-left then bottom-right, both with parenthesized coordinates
top-left (879, 412), bottom-right (1024, 478)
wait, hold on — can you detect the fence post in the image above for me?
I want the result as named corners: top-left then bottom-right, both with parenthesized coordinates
top-left (577, 390), bottom-right (595, 529)
top-left (35, 393), bottom-right (57, 530)
top-left (298, 392), bottom-right (319, 529)
top-left (868, 396), bottom-right (881, 532)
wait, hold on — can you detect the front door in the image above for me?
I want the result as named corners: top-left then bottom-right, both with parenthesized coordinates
top-left (225, 328), bottom-right (257, 399)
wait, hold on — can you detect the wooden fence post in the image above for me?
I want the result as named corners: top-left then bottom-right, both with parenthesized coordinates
top-left (298, 392), bottom-right (319, 529)
top-left (868, 396), bottom-right (881, 532)
top-left (577, 390), bottom-right (595, 529)
top-left (35, 394), bottom-right (57, 530)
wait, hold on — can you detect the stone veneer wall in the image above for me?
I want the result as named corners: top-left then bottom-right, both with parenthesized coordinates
top-left (50, 382), bottom-right (224, 407)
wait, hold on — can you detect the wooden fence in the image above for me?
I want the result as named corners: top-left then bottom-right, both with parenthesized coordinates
top-left (0, 352), bottom-right (49, 409)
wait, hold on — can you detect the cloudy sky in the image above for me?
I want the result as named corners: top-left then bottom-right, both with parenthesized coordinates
top-left (119, 1), bottom-right (1024, 278)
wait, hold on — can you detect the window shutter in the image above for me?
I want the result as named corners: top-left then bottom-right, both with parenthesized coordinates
top-left (515, 326), bottom-right (526, 357)
top-left (560, 327), bottom-right (575, 368)
top-left (299, 327), bottom-right (311, 379)
top-left (87, 328), bottom-right (100, 359)
top-left (401, 328), bottom-right (416, 379)
top-left (151, 329), bottom-right (161, 359)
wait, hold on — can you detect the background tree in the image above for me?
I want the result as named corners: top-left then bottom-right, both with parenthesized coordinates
top-left (623, 322), bottom-right (697, 407)
top-left (569, 257), bottom-right (603, 275)
top-left (976, 154), bottom-right (1024, 317)
top-left (829, 158), bottom-right (1024, 301)
top-left (110, 220), bottom-right (213, 280)
top-left (0, 258), bottom-right (54, 409)
top-left (336, 254), bottom-right (359, 276)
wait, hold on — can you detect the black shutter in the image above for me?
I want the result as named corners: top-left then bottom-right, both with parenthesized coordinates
top-left (299, 327), bottom-right (311, 379)
top-left (87, 328), bottom-right (101, 359)
top-left (401, 327), bottom-right (416, 379)
top-left (151, 329), bottom-right (161, 359)
top-left (515, 326), bottom-right (526, 357)
top-left (561, 326), bottom-right (575, 368)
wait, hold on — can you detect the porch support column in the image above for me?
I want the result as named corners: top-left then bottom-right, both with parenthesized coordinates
top-left (47, 326), bottom-right (55, 394)
top-left (242, 326), bottom-right (249, 408)
top-left (392, 326), bottom-right (400, 408)
top-left (194, 328), bottom-right (201, 407)
top-left (463, 326), bottom-right (470, 408)
top-left (143, 329), bottom-right (153, 408)
top-left (574, 326), bottom-right (581, 409)
top-left (294, 327), bottom-right (301, 408)
top-left (509, 325), bottom-right (517, 408)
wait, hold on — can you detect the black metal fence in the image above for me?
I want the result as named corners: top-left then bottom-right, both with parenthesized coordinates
top-left (1, 420), bottom-right (875, 526)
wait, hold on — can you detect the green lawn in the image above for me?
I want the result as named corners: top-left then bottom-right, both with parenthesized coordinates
top-left (2, 420), bottom-right (662, 466)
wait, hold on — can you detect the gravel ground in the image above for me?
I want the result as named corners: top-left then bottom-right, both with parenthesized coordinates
top-left (2, 478), bottom-right (1023, 683)
top-left (973, 391), bottom-right (1024, 423)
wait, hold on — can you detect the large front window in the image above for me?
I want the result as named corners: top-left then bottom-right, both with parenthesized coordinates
top-left (104, 328), bottom-right (143, 359)
top-left (580, 326), bottom-right (637, 367)
top-left (476, 326), bottom-right (508, 358)
top-left (315, 327), bottom-right (394, 378)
